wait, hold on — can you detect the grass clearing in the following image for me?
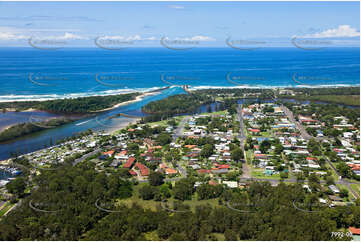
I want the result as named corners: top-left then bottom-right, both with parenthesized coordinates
top-left (251, 168), bottom-right (281, 180)
top-left (119, 183), bottom-right (220, 212)
top-left (0, 201), bottom-right (13, 217)
top-left (349, 183), bottom-right (360, 196)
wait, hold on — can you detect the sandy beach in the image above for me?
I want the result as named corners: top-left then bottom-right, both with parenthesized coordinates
top-left (90, 91), bottom-right (160, 113)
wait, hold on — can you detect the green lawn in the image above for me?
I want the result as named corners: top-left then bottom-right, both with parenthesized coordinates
top-left (349, 183), bottom-right (360, 196)
top-left (336, 184), bottom-right (354, 201)
top-left (0, 201), bottom-right (13, 217)
top-left (200, 110), bottom-right (228, 116)
top-left (149, 116), bottom-right (188, 127)
top-left (245, 150), bottom-right (253, 164)
top-left (325, 161), bottom-right (340, 182)
top-left (251, 168), bottom-right (281, 180)
top-left (119, 183), bottom-right (220, 212)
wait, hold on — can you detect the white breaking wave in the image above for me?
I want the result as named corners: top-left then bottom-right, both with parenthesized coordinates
top-left (0, 86), bottom-right (166, 102)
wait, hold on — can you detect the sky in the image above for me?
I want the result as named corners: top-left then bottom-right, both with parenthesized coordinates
top-left (0, 1), bottom-right (359, 47)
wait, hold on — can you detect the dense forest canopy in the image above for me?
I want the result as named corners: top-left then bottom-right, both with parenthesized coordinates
top-left (0, 93), bottom-right (139, 114)
top-left (0, 159), bottom-right (359, 241)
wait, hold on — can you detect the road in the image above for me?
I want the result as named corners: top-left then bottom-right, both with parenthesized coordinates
top-left (280, 104), bottom-right (312, 140)
top-left (236, 104), bottom-right (252, 178)
top-left (236, 104), bottom-right (246, 144)
top-left (177, 165), bottom-right (187, 178)
top-left (280, 105), bottom-right (359, 199)
top-left (172, 116), bottom-right (190, 141)
top-left (171, 116), bottom-right (190, 178)
top-left (73, 149), bottom-right (101, 166)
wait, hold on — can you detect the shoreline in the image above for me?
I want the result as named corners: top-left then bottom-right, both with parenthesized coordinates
top-left (90, 91), bottom-right (160, 113)
top-left (0, 85), bottom-right (359, 103)
top-left (0, 116), bottom-right (138, 163)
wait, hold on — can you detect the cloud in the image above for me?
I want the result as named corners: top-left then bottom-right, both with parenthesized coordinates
top-left (303, 25), bottom-right (360, 38)
top-left (97, 35), bottom-right (157, 41)
top-left (173, 35), bottom-right (216, 41)
top-left (0, 32), bottom-right (27, 40)
top-left (0, 27), bottom-right (88, 41)
top-left (48, 32), bottom-right (87, 40)
top-left (168, 5), bottom-right (185, 9)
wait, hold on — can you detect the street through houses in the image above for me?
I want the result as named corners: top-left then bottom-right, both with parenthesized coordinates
top-left (280, 104), bottom-right (313, 140)
top-left (172, 116), bottom-right (190, 141)
top-left (236, 104), bottom-right (251, 179)
top-left (280, 104), bottom-right (359, 199)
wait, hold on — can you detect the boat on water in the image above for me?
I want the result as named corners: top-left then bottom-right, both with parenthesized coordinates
top-left (0, 166), bottom-right (21, 176)
top-left (76, 119), bottom-right (91, 126)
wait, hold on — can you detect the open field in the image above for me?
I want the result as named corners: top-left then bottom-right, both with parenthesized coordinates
top-left (119, 183), bottom-right (220, 212)
top-left (251, 168), bottom-right (281, 180)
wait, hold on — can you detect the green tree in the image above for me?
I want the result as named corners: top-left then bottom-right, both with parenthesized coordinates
top-left (139, 185), bottom-right (156, 200)
top-left (225, 229), bottom-right (238, 241)
top-left (149, 172), bottom-right (165, 186)
top-left (156, 133), bottom-right (172, 146)
top-left (6, 177), bottom-right (26, 197)
top-left (174, 178), bottom-right (195, 201)
top-left (200, 144), bottom-right (214, 158)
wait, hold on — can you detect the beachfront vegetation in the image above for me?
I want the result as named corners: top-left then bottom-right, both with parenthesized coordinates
top-left (0, 118), bottom-right (73, 142)
top-left (281, 87), bottom-right (360, 106)
top-left (142, 93), bottom-right (213, 117)
top-left (141, 93), bottom-right (240, 122)
top-left (0, 93), bottom-right (139, 114)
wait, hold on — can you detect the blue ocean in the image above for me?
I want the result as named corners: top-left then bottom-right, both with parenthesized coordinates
top-left (0, 47), bottom-right (359, 101)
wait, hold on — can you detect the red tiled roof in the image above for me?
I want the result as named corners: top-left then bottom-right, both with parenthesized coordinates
top-left (197, 169), bottom-right (210, 174)
top-left (120, 150), bottom-right (127, 155)
top-left (216, 164), bottom-right (230, 169)
top-left (254, 154), bottom-right (266, 157)
top-left (135, 162), bottom-right (149, 176)
top-left (103, 150), bottom-right (115, 156)
top-left (349, 227), bottom-right (360, 235)
top-left (306, 157), bottom-right (317, 161)
top-left (209, 180), bottom-right (218, 186)
top-left (129, 170), bottom-right (137, 176)
top-left (124, 157), bottom-right (135, 168)
top-left (165, 168), bottom-right (177, 174)
top-left (300, 119), bottom-right (317, 123)
top-left (250, 128), bottom-right (260, 132)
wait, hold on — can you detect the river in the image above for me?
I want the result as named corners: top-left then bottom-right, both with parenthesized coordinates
top-left (0, 87), bottom-right (185, 160)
